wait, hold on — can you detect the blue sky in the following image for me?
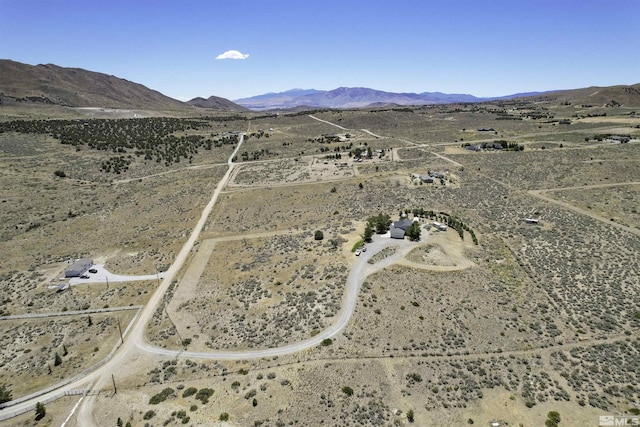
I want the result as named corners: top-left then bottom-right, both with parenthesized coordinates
top-left (1, 0), bottom-right (639, 101)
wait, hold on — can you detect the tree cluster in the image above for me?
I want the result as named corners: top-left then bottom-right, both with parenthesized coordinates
top-left (366, 213), bottom-right (392, 234)
top-left (408, 208), bottom-right (478, 245)
top-left (0, 117), bottom-right (241, 172)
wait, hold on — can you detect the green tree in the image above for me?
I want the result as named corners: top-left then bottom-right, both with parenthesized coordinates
top-left (367, 213), bottom-right (392, 234)
top-left (314, 230), bottom-right (324, 240)
top-left (54, 352), bottom-right (62, 367)
top-left (0, 384), bottom-right (12, 404)
top-left (407, 409), bottom-right (415, 423)
top-left (546, 411), bottom-right (561, 427)
top-left (117, 418), bottom-right (123, 427)
top-left (405, 222), bottom-right (421, 241)
top-left (35, 402), bottom-right (46, 421)
top-left (320, 338), bottom-right (333, 346)
top-left (362, 222), bottom-right (374, 243)
top-left (341, 386), bottom-right (354, 396)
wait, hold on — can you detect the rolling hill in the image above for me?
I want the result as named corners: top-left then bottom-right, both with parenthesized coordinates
top-left (185, 95), bottom-right (248, 111)
top-left (0, 59), bottom-right (244, 112)
top-left (528, 83), bottom-right (640, 107)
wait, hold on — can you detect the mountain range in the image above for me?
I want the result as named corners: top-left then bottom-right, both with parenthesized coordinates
top-left (1, 59), bottom-right (639, 112)
top-left (233, 87), bottom-right (550, 110)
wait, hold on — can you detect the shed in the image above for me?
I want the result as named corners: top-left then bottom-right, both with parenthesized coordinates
top-left (65, 258), bottom-right (93, 277)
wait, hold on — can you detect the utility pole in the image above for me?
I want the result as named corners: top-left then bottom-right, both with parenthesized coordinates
top-left (112, 374), bottom-right (117, 395)
top-left (117, 317), bottom-right (123, 344)
top-left (106, 275), bottom-right (109, 290)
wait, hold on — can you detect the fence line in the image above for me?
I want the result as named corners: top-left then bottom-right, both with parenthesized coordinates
top-left (0, 305), bottom-right (142, 321)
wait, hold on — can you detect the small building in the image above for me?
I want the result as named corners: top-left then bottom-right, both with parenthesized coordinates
top-left (608, 135), bottom-right (630, 143)
top-left (466, 144), bottom-right (481, 151)
top-left (393, 218), bottom-right (414, 231)
top-left (65, 258), bottom-right (93, 278)
top-left (419, 174), bottom-right (434, 183)
top-left (433, 221), bottom-right (447, 231)
top-left (390, 227), bottom-right (406, 239)
top-left (524, 218), bottom-right (540, 224)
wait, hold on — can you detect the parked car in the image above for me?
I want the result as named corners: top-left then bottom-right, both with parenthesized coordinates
top-left (361, 246), bottom-right (367, 252)
top-left (355, 249), bottom-right (361, 256)
top-left (88, 268), bottom-right (98, 274)
top-left (80, 275), bottom-right (90, 279)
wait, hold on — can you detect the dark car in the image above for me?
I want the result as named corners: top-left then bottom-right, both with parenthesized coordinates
top-left (88, 268), bottom-right (98, 274)
top-left (80, 275), bottom-right (90, 279)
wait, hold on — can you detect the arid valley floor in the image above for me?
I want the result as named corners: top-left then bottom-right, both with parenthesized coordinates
top-left (1, 99), bottom-right (639, 427)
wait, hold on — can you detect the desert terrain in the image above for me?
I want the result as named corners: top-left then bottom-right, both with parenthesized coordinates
top-left (1, 97), bottom-right (639, 427)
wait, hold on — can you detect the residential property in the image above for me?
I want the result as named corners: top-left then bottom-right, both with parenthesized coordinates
top-left (392, 218), bottom-right (413, 231)
top-left (65, 258), bottom-right (94, 277)
top-left (390, 217), bottom-right (415, 239)
top-left (608, 135), bottom-right (630, 143)
top-left (390, 228), bottom-right (406, 239)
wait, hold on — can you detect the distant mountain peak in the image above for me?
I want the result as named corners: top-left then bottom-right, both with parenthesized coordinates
top-left (186, 95), bottom-right (248, 111)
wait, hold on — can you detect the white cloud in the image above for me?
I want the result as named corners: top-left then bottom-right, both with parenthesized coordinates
top-left (215, 50), bottom-right (249, 60)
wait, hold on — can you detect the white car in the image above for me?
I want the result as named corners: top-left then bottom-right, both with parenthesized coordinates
top-left (355, 249), bottom-right (361, 256)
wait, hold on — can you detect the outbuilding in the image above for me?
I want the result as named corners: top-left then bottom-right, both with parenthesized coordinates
top-left (65, 258), bottom-right (94, 277)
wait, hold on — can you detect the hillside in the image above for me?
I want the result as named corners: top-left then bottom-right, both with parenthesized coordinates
top-left (0, 59), bottom-right (236, 112)
top-left (529, 83), bottom-right (640, 106)
top-left (186, 95), bottom-right (248, 111)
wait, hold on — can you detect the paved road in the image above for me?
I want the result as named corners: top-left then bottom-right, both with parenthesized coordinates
top-left (137, 237), bottom-right (415, 360)
top-left (74, 135), bottom-right (249, 426)
top-left (6, 115), bottom-right (635, 423)
top-left (2, 136), bottom-right (248, 423)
